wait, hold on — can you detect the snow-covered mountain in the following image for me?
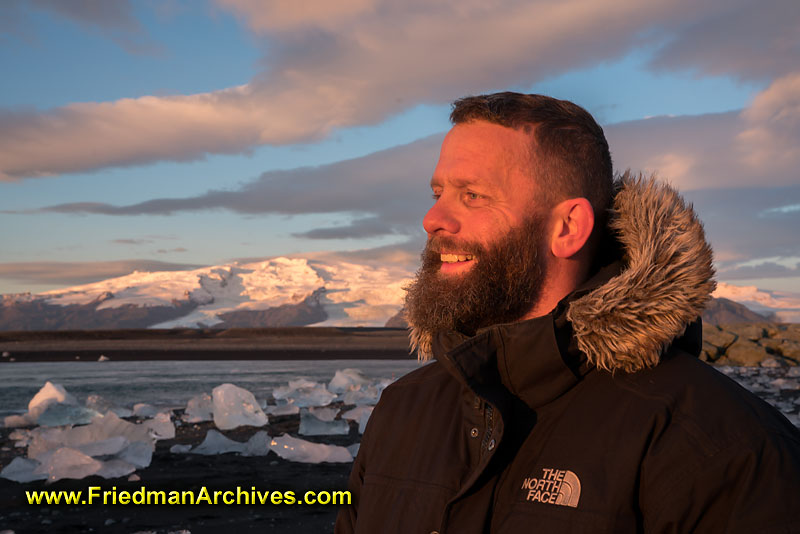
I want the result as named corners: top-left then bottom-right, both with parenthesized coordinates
top-left (0, 258), bottom-right (413, 330)
top-left (2, 259), bottom-right (799, 331)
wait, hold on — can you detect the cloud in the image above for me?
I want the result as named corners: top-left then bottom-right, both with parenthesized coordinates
top-left (111, 238), bottom-right (152, 245)
top-left (0, 0), bottom-right (161, 55)
top-left (3, 0), bottom-right (798, 178)
top-left (683, 185), bottom-right (800, 278)
top-left (32, 134), bottom-right (443, 240)
top-left (716, 262), bottom-right (800, 281)
top-left (737, 72), bottom-right (800, 171)
top-left (607, 74), bottom-right (800, 190)
top-left (648, 0), bottom-right (799, 81)
top-left (292, 216), bottom-right (398, 240)
top-left (0, 260), bottom-right (203, 289)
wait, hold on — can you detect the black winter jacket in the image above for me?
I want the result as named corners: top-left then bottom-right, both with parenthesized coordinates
top-left (336, 176), bottom-right (800, 533)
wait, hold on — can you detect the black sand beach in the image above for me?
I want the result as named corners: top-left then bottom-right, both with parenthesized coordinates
top-left (1, 411), bottom-right (357, 534)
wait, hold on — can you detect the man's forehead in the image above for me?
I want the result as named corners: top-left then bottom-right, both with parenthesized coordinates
top-left (432, 121), bottom-right (536, 186)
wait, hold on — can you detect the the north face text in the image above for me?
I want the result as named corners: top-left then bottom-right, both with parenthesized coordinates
top-left (521, 468), bottom-right (581, 507)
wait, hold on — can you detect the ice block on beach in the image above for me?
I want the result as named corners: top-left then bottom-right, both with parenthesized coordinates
top-left (298, 409), bottom-right (349, 436)
top-left (183, 392), bottom-right (214, 423)
top-left (191, 429), bottom-right (247, 455)
top-left (212, 384), bottom-right (268, 430)
top-left (269, 434), bottom-right (352, 463)
top-left (328, 369), bottom-right (372, 393)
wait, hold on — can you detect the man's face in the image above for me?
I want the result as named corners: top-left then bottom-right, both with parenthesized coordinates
top-left (405, 121), bottom-right (552, 336)
top-left (422, 121), bottom-right (543, 273)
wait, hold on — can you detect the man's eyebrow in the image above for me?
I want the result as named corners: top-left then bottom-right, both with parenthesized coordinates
top-left (430, 176), bottom-right (478, 188)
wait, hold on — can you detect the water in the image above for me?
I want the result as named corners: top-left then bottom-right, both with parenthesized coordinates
top-left (1, 360), bottom-right (425, 418)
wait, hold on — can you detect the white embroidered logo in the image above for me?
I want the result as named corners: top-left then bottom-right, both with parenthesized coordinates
top-left (521, 468), bottom-right (581, 508)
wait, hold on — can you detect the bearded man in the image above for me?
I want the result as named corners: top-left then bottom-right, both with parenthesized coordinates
top-left (336, 93), bottom-right (800, 533)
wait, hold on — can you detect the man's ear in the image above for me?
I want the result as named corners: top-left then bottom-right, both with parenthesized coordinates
top-left (548, 198), bottom-right (594, 259)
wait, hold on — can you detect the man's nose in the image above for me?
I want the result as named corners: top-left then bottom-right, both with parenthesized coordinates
top-left (423, 198), bottom-right (460, 235)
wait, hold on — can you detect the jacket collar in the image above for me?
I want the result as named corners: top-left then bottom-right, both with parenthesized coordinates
top-left (412, 173), bottom-right (716, 374)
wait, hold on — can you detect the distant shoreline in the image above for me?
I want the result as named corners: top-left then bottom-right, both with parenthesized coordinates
top-left (0, 327), bottom-right (417, 362)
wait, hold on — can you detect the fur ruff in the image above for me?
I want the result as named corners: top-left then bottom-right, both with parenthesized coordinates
top-left (409, 172), bottom-right (716, 373)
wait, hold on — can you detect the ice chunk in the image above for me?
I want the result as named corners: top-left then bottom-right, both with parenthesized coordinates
top-left (269, 434), bottom-right (352, 463)
top-left (183, 393), bottom-right (213, 423)
top-left (170, 444), bottom-right (193, 454)
top-left (34, 447), bottom-right (102, 482)
top-left (28, 412), bottom-right (155, 460)
top-left (9, 429), bottom-right (32, 448)
top-left (143, 412), bottom-right (175, 440)
top-left (342, 386), bottom-right (380, 406)
top-left (191, 429), bottom-right (246, 455)
top-left (328, 369), bottom-right (371, 394)
top-left (3, 414), bottom-right (33, 428)
top-left (28, 382), bottom-right (77, 422)
top-left (308, 407), bottom-right (338, 422)
top-left (358, 407), bottom-right (374, 434)
top-left (118, 441), bottom-right (153, 468)
top-left (96, 459), bottom-right (136, 479)
top-left (114, 407), bottom-right (135, 418)
top-left (264, 404), bottom-right (300, 416)
top-left (242, 430), bottom-right (272, 456)
top-left (273, 378), bottom-right (318, 398)
top-left (341, 405), bottom-right (370, 421)
top-left (98, 355), bottom-right (110, 362)
top-left (0, 457), bottom-right (47, 483)
top-left (273, 379), bottom-right (336, 407)
top-left (86, 394), bottom-right (113, 414)
top-left (133, 403), bottom-right (163, 418)
top-left (212, 384), bottom-right (268, 430)
top-left (341, 405), bottom-right (374, 433)
top-left (298, 410), bottom-right (349, 436)
top-left (75, 436), bottom-right (129, 458)
top-left (37, 404), bottom-right (99, 427)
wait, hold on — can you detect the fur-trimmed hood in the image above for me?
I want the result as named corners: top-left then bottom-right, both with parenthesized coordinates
top-left (409, 172), bottom-right (716, 373)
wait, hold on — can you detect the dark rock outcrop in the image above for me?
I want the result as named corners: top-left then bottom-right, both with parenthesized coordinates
top-left (214, 289), bottom-right (327, 328)
top-left (701, 322), bottom-right (800, 366)
top-left (0, 298), bottom-right (198, 330)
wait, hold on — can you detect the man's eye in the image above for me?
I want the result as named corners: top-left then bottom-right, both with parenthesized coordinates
top-left (466, 192), bottom-right (482, 200)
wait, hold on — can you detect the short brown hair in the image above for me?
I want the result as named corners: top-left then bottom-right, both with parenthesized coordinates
top-left (450, 92), bottom-right (613, 229)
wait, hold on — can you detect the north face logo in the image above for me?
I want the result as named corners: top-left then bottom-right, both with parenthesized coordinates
top-left (521, 468), bottom-right (581, 507)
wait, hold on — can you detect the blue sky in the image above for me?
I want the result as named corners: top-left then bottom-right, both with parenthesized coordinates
top-left (0, 0), bottom-right (798, 295)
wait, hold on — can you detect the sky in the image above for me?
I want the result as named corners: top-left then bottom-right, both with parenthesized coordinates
top-left (0, 0), bottom-right (798, 296)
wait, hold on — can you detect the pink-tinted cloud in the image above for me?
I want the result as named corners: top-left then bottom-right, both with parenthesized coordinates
top-left (3, 0), bottom-right (798, 179)
top-left (737, 73), bottom-right (800, 172)
top-left (608, 74), bottom-right (800, 190)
